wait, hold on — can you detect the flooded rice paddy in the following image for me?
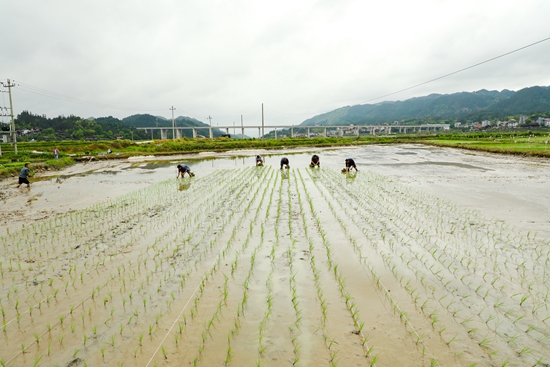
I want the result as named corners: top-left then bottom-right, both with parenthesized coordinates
top-left (0, 144), bottom-right (549, 366)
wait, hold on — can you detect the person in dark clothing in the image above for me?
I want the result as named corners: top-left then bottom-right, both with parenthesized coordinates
top-left (280, 157), bottom-right (290, 170)
top-left (345, 158), bottom-right (358, 172)
top-left (310, 154), bottom-right (320, 168)
top-left (177, 164), bottom-right (194, 178)
top-left (256, 155), bottom-right (264, 166)
top-left (17, 163), bottom-right (33, 188)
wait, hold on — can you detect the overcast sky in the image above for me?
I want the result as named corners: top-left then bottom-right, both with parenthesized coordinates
top-left (1, 0), bottom-right (550, 131)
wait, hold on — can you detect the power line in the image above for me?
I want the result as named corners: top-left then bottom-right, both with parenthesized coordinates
top-left (270, 34), bottom-right (550, 118)
top-left (359, 35), bottom-right (550, 104)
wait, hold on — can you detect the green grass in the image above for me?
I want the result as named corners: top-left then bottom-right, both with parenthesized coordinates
top-left (422, 135), bottom-right (550, 157)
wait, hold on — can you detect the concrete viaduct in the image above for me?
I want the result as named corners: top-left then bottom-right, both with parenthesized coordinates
top-left (136, 124), bottom-right (450, 140)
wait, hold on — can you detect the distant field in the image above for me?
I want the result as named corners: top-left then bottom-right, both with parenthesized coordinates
top-left (423, 134), bottom-right (550, 157)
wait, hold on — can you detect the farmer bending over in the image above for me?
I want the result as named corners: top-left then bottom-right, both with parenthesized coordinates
top-left (256, 155), bottom-right (264, 166)
top-left (345, 158), bottom-right (358, 172)
top-left (177, 164), bottom-right (193, 178)
top-left (280, 157), bottom-right (290, 170)
top-left (310, 154), bottom-right (320, 168)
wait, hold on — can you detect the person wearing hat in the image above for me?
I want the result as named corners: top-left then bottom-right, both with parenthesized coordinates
top-left (255, 155), bottom-right (264, 166)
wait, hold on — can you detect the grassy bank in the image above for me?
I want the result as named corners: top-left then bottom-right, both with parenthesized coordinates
top-left (421, 131), bottom-right (550, 158)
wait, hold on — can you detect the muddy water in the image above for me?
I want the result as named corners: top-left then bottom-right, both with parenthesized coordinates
top-left (2, 144), bottom-right (549, 237)
top-left (0, 144), bottom-right (549, 367)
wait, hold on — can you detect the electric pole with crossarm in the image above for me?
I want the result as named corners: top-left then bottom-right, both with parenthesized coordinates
top-left (170, 106), bottom-right (176, 140)
top-left (0, 79), bottom-right (17, 155)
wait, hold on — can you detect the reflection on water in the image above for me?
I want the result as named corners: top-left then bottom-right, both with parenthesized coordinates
top-left (177, 179), bottom-right (192, 191)
top-left (254, 166), bottom-right (265, 178)
top-left (345, 172), bottom-right (357, 183)
top-left (379, 161), bottom-right (492, 171)
top-left (280, 169), bottom-right (290, 180)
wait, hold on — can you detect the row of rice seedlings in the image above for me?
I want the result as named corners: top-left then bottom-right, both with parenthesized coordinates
top-left (0, 170), bottom-right (254, 366)
top-left (144, 171), bottom-right (268, 358)
top-left (143, 167), bottom-right (277, 366)
top-left (0, 174), bottom-right (227, 342)
top-left (314, 169), bottom-right (503, 363)
top-left (317, 171), bottom-right (481, 335)
top-left (296, 169), bottom-right (380, 366)
top-left (355, 170), bottom-right (550, 305)
top-left (0, 175), bottom-right (218, 302)
top-left (318, 171), bottom-right (513, 338)
top-left (314, 169), bottom-right (550, 366)
top-left (351, 174), bottom-right (550, 361)
top-left (191, 169), bottom-right (275, 367)
top-left (87, 169), bottom-right (255, 365)
top-left (232, 169), bottom-right (279, 367)
top-left (305, 169), bottom-right (442, 364)
top-left (253, 170), bottom-right (287, 365)
top-left (285, 177), bottom-right (302, 366)
top-left (0, 175), bottom-right (186, 261)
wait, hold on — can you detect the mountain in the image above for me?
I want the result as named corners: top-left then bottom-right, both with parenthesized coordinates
top-left (482, 86), bottom-right (550, 115)
top-left (117, 114), bottom-right (225, 138)
top-left (14, 112), bottom-right (226, 141)
top-left (300, 87), bottom-right (548, 126)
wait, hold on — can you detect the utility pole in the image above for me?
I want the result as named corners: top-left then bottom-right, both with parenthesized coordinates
top-left (170, 106), bottom-right (176, 140)
top-left (0, 79), bottom-right (17, 155)
top-left (261, 103), bottom-right (264, 141)
top-left (241, 115), bottom-right (244, 140)
top-left (207, 115), bottom-right (213, 139)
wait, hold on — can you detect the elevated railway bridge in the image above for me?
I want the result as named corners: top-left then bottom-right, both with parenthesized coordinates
top-left (136, 124), bottom-right (450, 139)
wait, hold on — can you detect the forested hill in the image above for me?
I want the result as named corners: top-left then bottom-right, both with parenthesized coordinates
top-left (113, 114), bottom-right (224, 137)
top-left (114, 114), bottom-right (209, 129)
top-left (300, 86), bottom-right (550, 126)
top-left (10, 112), bottom-right (223, 141)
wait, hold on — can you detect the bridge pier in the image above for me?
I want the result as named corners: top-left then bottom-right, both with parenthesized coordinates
top-left (137, 123), bottom-right (449, 141)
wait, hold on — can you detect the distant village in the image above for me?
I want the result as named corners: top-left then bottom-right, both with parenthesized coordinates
top-left (272, 115), bottom-right (550, 138)
top-left (454, 116), bottom-right (550, 130)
